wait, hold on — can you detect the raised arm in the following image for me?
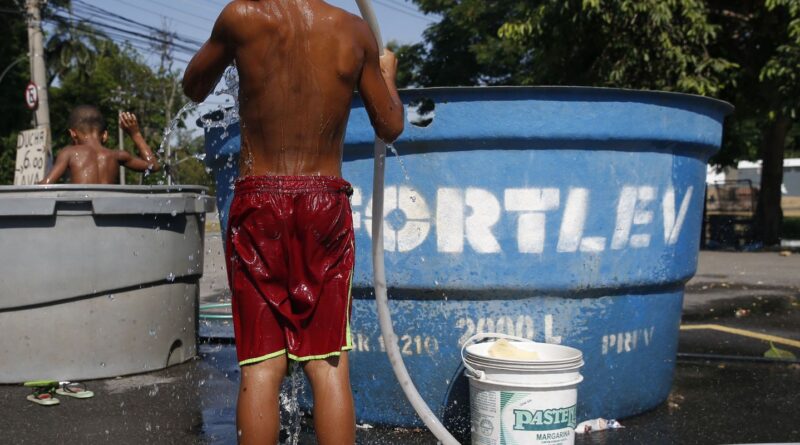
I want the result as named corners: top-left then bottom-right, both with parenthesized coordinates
top-left (357, 22), bottom-right (404, 143)
top-left (182, 3), bottom-right (237, 103)
top-left (39, 148), bottom-right (70, 184)
top-left (119, 112), bottom-right (160, 172)
top-left (115, 150), bottom-right (152, 173)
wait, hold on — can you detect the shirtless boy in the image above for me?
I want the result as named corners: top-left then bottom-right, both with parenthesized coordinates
top-left (182, 1), bottom-right (403, 444)
top-left (39, 106), bottom-right (160, 185)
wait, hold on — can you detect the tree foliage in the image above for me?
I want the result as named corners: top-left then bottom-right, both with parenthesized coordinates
top-left (401, 0), bottom-right (736, 94)
top-left (0, 1), bottom-right (210, 187)
top-left (400, 0), bottom-right (799, 244)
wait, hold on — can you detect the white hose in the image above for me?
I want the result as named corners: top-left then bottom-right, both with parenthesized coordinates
top-left (353, 1), bottom-right (460, 443)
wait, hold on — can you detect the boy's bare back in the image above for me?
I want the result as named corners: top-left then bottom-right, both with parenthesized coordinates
top-left (40, 109), bottom-right (159, 185)
top-left (55, 144), bottom-right (130, 184)
top-left (183, 0), bottom-right (404, 178)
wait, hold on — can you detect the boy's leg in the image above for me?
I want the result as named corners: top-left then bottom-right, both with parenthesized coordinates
top-left (237, 355), bottom-right (288, 445)
top-left (302, 353), bottom-right (355, 445)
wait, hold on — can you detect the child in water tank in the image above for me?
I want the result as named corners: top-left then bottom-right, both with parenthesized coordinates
top-left (39, 106), bottom-right (160, 185)
top-left (183, 0), bottom-right (404, 443)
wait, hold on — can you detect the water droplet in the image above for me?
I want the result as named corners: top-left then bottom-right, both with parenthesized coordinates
top-left (148, 327), bottom-right (157, 336)
top-left (170, 210), bottom-right (177, 217)
top-left (108, 294), bottom-right (115, 301)
top-left (166, 272), bottom-right (176, 282)
top-left (100, 362), bottom-right (106, 368)
top-left (145, 422), bottom-right (152, 432)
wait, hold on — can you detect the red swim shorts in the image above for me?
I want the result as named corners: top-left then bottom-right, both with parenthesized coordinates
top-left (225, 175), bottom-right (355, 366)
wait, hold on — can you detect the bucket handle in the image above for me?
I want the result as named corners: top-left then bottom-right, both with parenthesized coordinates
top-left (460, 332), bottom-right (539, 381)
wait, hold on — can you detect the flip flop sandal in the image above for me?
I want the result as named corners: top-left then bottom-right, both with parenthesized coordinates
top-left (55, 382), bottom-right (94, 399)
top-left (27, 387), bottom-right (59, 406)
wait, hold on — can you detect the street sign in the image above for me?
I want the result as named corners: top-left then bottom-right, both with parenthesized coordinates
top-left (14, 128), bottom-right (48, 185)
top-left (25, 82), bottom-right (38, 110)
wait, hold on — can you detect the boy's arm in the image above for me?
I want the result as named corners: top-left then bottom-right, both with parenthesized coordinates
top-left (39, 149), bottom-right (70, 184)
top-left (357, 21), bottom-right (404, 143)
top-left (182, 3), bottom-right (238, 103)
top-left (119, 112), bottom-right (160, 172)
top-left (116, 150), bottom-right (151, 172)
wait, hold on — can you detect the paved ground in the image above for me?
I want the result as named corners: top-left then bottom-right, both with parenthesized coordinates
top-left (2, 231), bottom-right (798, 444)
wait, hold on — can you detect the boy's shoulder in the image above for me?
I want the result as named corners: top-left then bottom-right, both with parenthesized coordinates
top-left (220, 0), bottom-right (369, 37)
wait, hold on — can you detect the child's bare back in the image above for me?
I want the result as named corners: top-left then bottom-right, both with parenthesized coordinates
top-left (40, 108), bottom-right (159, 185)
top-left (54, 144), bottom-right (131, 184)
top-left (183, 0), bottom-right (404, 178)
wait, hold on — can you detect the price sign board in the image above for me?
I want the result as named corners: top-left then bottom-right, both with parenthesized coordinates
top-left (14, 128), bottom-right (48, 185)
top-left (25, 82), bottom-right (39, 110)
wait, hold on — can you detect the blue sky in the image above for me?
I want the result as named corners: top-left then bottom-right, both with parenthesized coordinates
top-left (79, 0), bottom-right (436, 70)
top-left (72, 0), bottom-right (437, 133)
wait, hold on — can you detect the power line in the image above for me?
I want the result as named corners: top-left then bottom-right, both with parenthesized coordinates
top-left (138, 0), bottom-right (215, 25)
top-left (49, 13), bottom-right (200, 53)
top-left (108, 0), bottom-right (213, 33)
top-left (385, 0), bottom-right (427, 16)
top-left (71, 0), bottom-right (204, 47)
top-left (174, 0), bottom-right (224, 15)
top-left (51, 22), bottom-right (194, 63)
top-left (373, 0), bottom-right (434, 21)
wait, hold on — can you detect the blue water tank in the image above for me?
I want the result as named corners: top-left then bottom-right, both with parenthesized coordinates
top-left (203, 87), bottom-right (732, 427)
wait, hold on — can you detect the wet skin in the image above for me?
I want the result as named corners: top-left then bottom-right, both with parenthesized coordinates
top-left (182, 0), bottom-right (404, 178)
top-left (40, 113), bottom-right (160, 185)
top-left (183, 1), bottom-right (404, 444)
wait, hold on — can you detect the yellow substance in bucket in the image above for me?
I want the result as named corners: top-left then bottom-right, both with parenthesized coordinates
top-left (487, 339), bottom-right (541, 360)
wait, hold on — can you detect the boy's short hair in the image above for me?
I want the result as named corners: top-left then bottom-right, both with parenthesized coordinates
top-left (68, 105), bottom-right (107, 133)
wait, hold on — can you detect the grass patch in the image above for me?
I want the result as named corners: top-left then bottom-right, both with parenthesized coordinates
top-left (783, 217), bottom-right (800, 239)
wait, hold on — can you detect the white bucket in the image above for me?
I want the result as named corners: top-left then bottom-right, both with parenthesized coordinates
top-left (462, 333), bottom-right (584, 445)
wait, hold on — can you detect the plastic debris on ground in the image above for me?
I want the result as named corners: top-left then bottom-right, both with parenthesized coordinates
top-left (575, 418), bottom-right (624, 434)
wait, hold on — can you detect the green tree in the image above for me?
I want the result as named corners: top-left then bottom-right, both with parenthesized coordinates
top-left (401, 0), bottom-right (734, 92)
top-left (0, 0), bottom-right (37, 185)
top-left (708, 0), bottom-right (800, 244)
top-left (401, 0), bottom-right (799, 245)
top-left (0, 2), bottom-right (211, 188)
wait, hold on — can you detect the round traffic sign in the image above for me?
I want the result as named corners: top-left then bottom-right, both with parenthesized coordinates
top-left (25, 82), bottom-right (38, 110)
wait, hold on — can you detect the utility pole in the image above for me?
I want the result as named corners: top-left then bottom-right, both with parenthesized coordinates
top-left (26, 0), bottom-right (51, 158)
top-left (118, 111), bottom-right (126, 185)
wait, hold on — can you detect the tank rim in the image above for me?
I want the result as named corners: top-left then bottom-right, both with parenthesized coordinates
top-left (396, 85), bottom-right (734, 115)
top-left (0, 184), bottom-right (210, 194)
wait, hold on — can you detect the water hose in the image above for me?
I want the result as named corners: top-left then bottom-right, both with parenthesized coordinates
top-left (353, 2), bottom-right (459, 444)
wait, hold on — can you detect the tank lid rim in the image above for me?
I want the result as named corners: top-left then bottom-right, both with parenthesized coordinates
top-left (394, 85), bottom-right (734, 114)
top-left (0, 185), bottom-right (210, 194)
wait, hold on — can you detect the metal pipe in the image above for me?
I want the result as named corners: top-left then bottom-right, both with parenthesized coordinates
top-left (354, 1), bottom-right (460, 443)
top-left (119, 111), bottom-right (126, 185)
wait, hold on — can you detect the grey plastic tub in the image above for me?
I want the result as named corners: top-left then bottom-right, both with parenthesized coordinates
top-left (0, 185), bottom-right (215, 383)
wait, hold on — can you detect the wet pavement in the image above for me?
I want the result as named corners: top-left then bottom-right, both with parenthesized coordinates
top-left (1, 232), bottom-right (798, 444)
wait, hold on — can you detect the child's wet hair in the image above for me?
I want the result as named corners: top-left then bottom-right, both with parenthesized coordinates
top-left (69, 105), bottom-right (107, 133)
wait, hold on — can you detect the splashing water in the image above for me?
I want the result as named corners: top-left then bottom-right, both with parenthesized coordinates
top-left (386, 143), bottom-right (412, 183)
top-left (157, 65), bottom-right (241, 184)
top-left (159, 102), bottom-right (199, 155)
top-left (280, 363), bottom-right (304, 445)
top-left (198, 66), bottom-right (241, 131)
